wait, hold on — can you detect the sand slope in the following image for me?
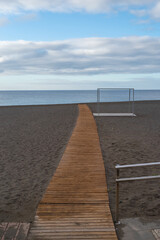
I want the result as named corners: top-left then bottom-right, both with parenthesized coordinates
top-left (0, 104), bottom-right (78, 222)
top-left (89, 101), bottom-right (160, 220)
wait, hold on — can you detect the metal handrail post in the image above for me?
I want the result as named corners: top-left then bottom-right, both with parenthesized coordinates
top-left (115, 161), bottom-right (160, 224)
top-left (115, 167), bottom-right (120, 224)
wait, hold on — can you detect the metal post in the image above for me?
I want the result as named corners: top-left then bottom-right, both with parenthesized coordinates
top-left (115, 167), bottom-right (120, 224)
top-left (115, 161), bottom-right (160, 225)
top-left (129, 89), bottom-right (131, 113)
top-left (132, 89), bottom-right (135, 115)
top-left (97, 88), bottom-right (99, 113)
top-left (97, 88), bottom-right (100, 115)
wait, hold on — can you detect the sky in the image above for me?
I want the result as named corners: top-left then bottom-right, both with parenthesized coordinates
top-left (0, 0), bottom-right (160, 90)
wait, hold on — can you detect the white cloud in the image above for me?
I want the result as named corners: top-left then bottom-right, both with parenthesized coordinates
top-left (0, 0), bottom-right (157, 14)
top-left (1, 0), bottom-right (160, 22)
top-left (130, 1), bottom-right (160, 20)
top-left (150, 1), bottom-right (160, 19)
top-left (0, 37), bottom-right (160, 75)
top-left (130, 9), bottom-right (147, 17)
top-left (0, 17), bottom-right (9, 26)
top-left (17, 13), bottom-right (38, 21)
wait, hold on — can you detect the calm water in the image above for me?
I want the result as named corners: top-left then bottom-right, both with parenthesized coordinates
top-left (0, 90), bottom-right (160, 106)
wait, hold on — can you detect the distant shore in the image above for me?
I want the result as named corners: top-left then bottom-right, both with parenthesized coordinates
top-left (0, 101), bottom-right (160, 223)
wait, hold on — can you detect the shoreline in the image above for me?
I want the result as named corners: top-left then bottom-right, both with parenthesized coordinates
top-left (1, 99), bottom-right (160, 108)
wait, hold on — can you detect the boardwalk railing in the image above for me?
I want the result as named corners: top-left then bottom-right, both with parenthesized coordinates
top-left (115, 162), bottom-right (160, 223)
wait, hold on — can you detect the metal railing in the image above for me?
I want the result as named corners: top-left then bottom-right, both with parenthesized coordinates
top-left (115, 162), bottom-right (160, 224)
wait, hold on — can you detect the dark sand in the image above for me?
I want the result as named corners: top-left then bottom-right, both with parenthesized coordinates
top-left (89, 101), bottom-right (160, 221)
top-left (1, 101), bottom-right (160, 226)
top-left (0, 104), bottom-right (78, 222)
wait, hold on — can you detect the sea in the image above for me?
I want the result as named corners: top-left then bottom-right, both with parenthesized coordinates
top-left (0, 90), bottom-right (160, 106)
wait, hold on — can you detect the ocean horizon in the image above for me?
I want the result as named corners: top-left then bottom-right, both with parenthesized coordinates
top-left (0, 89), bottom-right (160, 106)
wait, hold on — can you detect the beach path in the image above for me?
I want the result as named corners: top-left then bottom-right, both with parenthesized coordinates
top-left (27, 104), bottom-right (117, 240)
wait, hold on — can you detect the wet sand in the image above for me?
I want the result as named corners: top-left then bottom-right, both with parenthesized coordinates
top-left (0, 104), bottom-right (78, 222)
top-left (89, 101), bottom-right (160, 221)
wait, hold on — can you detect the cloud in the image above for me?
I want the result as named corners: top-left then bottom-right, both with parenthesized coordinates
top-left (130, 9), bottom-right (147, 18)
top-left (0, 37), bottom-right (160, 75)
top-left (0, 17), bottom-right (9, 26)
top-left (150, 1), bottom-right (160, 19)
top-left (130, 2), bottom-right (160, 20)
top-left (0, 0), bottom-right (157, 14)
top-left (1, 0), bottom-right (160, 22)
top-left (17, 13), bottom-right (38, 21)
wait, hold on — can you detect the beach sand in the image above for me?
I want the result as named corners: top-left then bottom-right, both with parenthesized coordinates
top-left (0, 104), bottom-right (78, 222)
top-left (0, 101), bottom-right (160, 225)
top-left (89, 101), bottom-right (160, 220)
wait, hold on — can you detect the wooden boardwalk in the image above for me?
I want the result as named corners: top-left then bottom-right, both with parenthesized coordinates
top-left (0, 223), bottom-right (30, 240)
top-left (28, 104), bottom-right (117, 240)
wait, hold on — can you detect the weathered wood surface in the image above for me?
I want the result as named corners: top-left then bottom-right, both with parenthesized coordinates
top-left (0, 223), bottom-right (30, 240)
top-left (28, 104), bottom-right (117, 240)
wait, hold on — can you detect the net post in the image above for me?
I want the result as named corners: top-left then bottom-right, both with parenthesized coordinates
top-left (132, 89), bottom-right (135, 115)
top-left (97, 88), bottom-right (100, 115)
top-left (129, 89), bottom-right (131, 113)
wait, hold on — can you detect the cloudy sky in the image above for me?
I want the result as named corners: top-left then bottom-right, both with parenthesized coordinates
top-left (0, 0), bottom-right (160, 90)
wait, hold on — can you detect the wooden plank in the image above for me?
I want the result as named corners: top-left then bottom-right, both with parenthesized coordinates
top-left (152, 229), bottom-right (160, 240)
top-left (1, 223), bottom-right (19, 240)
top-left (0, 223), bottom-right (30, 240)
top-left (13, 223), bottom-right (30, 240)
top-left (0, 223), bottom-right (8, 238)
top-left (28, 104), bottom-right (117, 240)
